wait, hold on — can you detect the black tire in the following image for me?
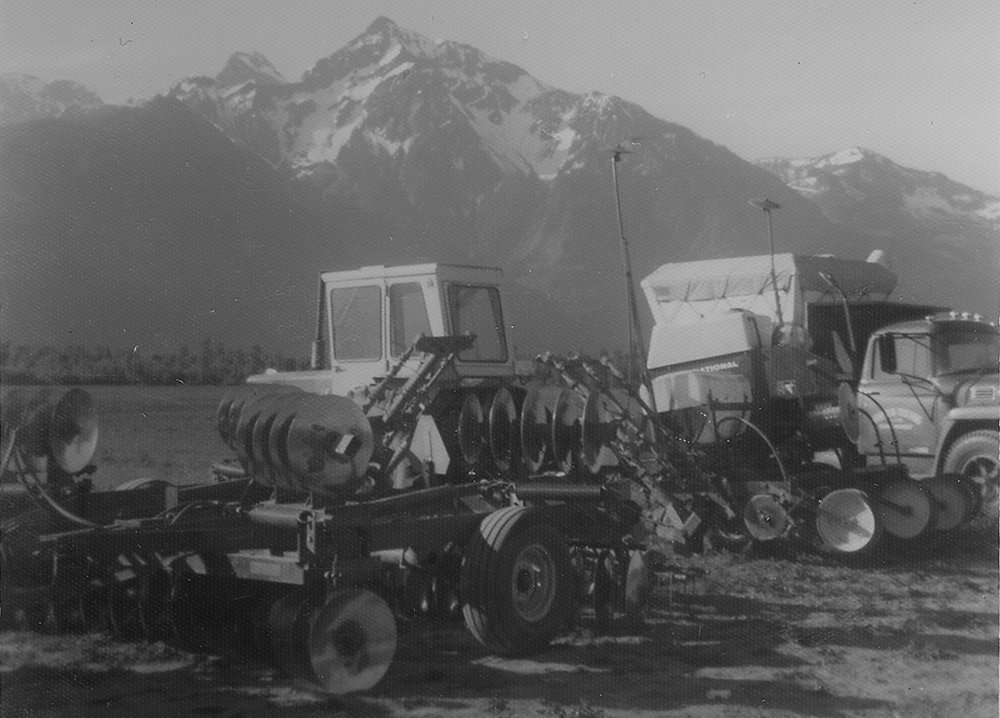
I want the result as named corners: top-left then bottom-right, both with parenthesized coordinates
top-left (461, 506), bottom-right (573, 655)
top-left (943, 430), bottom-right (999, 521)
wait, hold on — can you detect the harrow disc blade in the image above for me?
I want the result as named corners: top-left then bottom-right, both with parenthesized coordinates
top-left (4, 388), bottom-right (99, 473)
top-left (307, 589), bottom-right (397, 694)
top-left (520, 386), bottom-right (562, 473)
top-left (283, 395), bottom-right (374, 494)
top-left (47, 388), bottom-right (99, 474)
top-left (487, 385), bottom-right (519, 474)
top-left (924, 475), bottom-right (974, 531)
top-left (266, 401), bottom-right (302, 488)
top-left (581, 389), bottom-right (643, 474)
top-left (743, 494), bottom-right (790, 542)
top-left (552, 388), bottom-right (586, 475)
top-left (233, 386), bottom-right (303, 470)
top-left (457, 392), bottom-right (485, 466)
top-left (216, 387), bottom-right (243, 446)
top-left (815, 488), bottom-right (882, 556)
top-left (876, 478), bottom-right (935, 541)
top-left (250, 393), bottom-right (302, 472)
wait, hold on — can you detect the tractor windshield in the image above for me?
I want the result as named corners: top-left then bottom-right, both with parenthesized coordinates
top-left (447, 284), bottom-right (508, 363)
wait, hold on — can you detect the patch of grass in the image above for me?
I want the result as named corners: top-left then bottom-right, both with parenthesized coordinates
top-left (906, 641), bottom-right (958, 661)
top-left (488, 694), bottom-right (509, 713)
top-left (538, 699), bottom-right (607, 718)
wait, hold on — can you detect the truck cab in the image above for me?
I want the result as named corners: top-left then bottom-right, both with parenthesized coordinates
top-left (855, 313), bottom-right (999, 514)
top-left (250, 263), bottom-right (516, 395)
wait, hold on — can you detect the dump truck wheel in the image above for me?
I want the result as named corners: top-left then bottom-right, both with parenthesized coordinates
top-left (943, 431), bottom-right (999, 522)
top-left (461, 506), bottom-right (573, 655)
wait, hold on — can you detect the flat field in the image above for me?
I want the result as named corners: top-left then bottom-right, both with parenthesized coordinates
top-left (81, 384), bottom-right (232, 490)
top-left (1, 385), bottom-right (997, 718)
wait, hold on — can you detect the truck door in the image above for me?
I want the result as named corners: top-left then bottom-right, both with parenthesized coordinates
top-left (858, 332), bottom-right (940, 474)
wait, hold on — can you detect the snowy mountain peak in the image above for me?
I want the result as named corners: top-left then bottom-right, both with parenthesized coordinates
top-left (819, 146), bottom-right (868, 166)
top-left (0, 73), bottom-right (103, 125)
top-left (216, 51), bottom-right (285, 87)
top-left (754, 146), bottom-right (999, 295)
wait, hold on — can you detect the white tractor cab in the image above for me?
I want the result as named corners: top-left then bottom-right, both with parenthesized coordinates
top-left (638, 251), bottom-right (944, 467)
top-left (250, 263), bottom-right (515, 396)
top-left (247, 263), bottom-right (519, 483)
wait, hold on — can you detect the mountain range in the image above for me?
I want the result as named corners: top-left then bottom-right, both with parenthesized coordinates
top-left (2, 16), bottom-right (997, 361)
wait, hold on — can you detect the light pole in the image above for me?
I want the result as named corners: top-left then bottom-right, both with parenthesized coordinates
top-left (749, 198), bottom-right (785, 327)
top-left (610, 143), bottom-right (653, 404)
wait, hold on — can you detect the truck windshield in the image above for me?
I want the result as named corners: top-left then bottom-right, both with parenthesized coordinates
top-left (447, 284), bottom-right (508, 363)
top-left (936, 329), bottom-right (1000, 374)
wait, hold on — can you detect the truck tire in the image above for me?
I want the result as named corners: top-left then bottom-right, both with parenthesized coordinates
top-left (461, 506), bottom-right (573, 655)
top-left (943, 430), bottom-right (999, 522)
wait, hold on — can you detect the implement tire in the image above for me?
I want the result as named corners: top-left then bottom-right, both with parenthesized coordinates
top-left (461, 506), bottom-right (573, 655)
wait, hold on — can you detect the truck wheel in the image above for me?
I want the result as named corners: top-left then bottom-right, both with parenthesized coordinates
top-left (461, 506), bottom-right (573, 655)
top-left (943, 431), bottom-right (999, 522)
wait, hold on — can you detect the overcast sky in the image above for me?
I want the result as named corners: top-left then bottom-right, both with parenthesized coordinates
top-left (3, 0), bottom-right (997, 193)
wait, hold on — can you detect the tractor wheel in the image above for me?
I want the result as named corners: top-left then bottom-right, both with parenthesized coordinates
top-left (943, 431), bottom-right (999, 522)
top-left (461, 506), bottom-right (573, 655)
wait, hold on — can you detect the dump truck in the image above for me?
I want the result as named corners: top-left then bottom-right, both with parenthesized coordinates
top-left (852, 313), bottom-right (999, 521)
top-left (639, 250), bottom-right (999, 551)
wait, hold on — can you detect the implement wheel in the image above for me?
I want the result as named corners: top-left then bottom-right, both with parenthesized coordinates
top-left (461, 506), bottom-right (573, 655)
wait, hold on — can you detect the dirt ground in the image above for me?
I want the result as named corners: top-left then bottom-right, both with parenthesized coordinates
top-left (2, 527), bottom-right (996, 718)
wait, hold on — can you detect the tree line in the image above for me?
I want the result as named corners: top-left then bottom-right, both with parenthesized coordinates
top-left (0, 340), bottom-right (308, 386)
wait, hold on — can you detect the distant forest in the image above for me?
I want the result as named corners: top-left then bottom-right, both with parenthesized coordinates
top-left (0, 340), bottom-right (308, 386)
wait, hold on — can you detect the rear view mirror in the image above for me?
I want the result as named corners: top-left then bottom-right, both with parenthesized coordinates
top-left (877, 335), bottom-right (897, 374)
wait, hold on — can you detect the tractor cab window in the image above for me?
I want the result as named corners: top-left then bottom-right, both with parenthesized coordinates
top-left (330, 285), bottom-right (382, 361)
top-left (447, 284), bottom-right (508, 363)
top-left (389, 282), bottom-right (432, 357)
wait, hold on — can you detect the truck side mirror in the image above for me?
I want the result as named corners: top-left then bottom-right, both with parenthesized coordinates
top-left (877, 335), bottom-right (897, 374)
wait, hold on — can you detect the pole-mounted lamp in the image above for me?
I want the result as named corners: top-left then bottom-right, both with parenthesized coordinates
top-left (749, 198), bottom-right (785, 328)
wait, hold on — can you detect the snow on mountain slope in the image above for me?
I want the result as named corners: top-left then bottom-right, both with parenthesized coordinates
top-left (755, 147), bottom-right (1000, 228)
top-left (0, 74), bottom-right (104, 126)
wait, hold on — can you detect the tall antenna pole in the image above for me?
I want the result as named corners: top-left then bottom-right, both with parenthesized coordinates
top-left (611, 145), bottom-right (653, 406)
top-left (750, 198), bottom-right (785, 327)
